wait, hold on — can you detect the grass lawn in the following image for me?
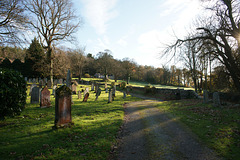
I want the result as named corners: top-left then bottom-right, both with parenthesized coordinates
top-left (0, 84), bottom-right (140, 160)
top-left (155, 99), bottom-right (240, 159)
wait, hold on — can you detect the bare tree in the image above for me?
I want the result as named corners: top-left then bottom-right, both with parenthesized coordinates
top-left (0, 0), bottom-right (28, 45)
top-left (165, 0), bottom-right (240, 92)
top-left (25, 0), bottom-right (81, 84)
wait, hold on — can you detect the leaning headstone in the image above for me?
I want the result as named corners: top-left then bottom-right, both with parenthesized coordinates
top-left (213, 92), bottom-right (221, 107)
top-left (31, 86), bottom-right (40, 104)
top-left (66, 69), bottom-right (71, 88)
top-left (54, 85), bottom-right (73, 128)
top-left (78, 91), bottom-right (82, 99)
top-left (83, 93), bottom-right (89, 102)
top-left (95, 88), bottom-right (101, 101)
top-left (40, 87), bottom-right (51, 108)
top-left (108, 89), bottom-right (112, 103)
top-left (203, 90), bottom-right (209, 103)
top-left (72, 84), bottom-right (77, 94)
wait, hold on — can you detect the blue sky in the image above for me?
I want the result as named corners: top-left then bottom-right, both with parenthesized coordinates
top-left (70, 0), bottom-right (202, 68)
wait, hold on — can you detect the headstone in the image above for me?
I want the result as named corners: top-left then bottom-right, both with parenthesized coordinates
top-left (78, 91), bottom-right (82, 99)
top-left (105, 88), bottom-right (108, 93)
top-left (91, 83), bottom-right (94, 91)
top-left (59, 79), bottom-right (63, 84)
top-left (108, 89), bottom-right (112, 103)
top-left (40, 87), bottom-right (51, 108)
top-left (66, 69), bottom-right (71, 88)
top-left (213, 92), bottom-right (221, 107)
top-left (30, 84), bottom-right (37, 96)
top-left (83, 88), bottom-right (89, 97)
top-left (31, 86), bottom-right (40, 104)
top-left (203, 90), bottom-right (209, 103)
top-left (52, 85), bottom-right (57, 96)
top-left (28, 78), bottom-right (32, 83)
top-left (32, 78), bottom-right (36, 83)
top-left (95, 88), bottom-right (101, 101)
top-left (44, 78), bottom-right (48, 84)
top-left (39, 80), bottom-right (44, 88)
top-left (36, 78), bottom-right (38, 83)
top-left (47, 80), bottom-right (52, 88)
top-left (94, 84), bottom-right (98, 93)
top-left (72, 84), bottom-right (77, 94)
top-left (54, 85), bottom-right (73, 128)
top-left (83, 93), bottom-right (89, 102)
top-left (25, 77), bottom-right (28, 81)
top-left (54, 79), bottom-right (58, 85)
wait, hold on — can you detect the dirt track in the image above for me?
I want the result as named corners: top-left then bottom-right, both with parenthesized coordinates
top-left (115, 100), bottom-right (221, 160)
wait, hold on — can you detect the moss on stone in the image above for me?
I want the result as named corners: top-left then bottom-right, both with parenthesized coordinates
top-left (56, 85), bottom-right (72, 97)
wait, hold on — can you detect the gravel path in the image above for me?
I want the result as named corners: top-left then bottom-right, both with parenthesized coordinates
top-left (115, 99), bottom-right (221, 160)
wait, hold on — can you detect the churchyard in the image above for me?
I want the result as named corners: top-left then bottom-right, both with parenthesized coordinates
top-left (0, 80), bottom-right (140, 160)
top-left (0, 77), bottom-right (240, 159)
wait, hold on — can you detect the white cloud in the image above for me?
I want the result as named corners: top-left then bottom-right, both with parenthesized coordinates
top-left (81, 0), bottom-right (118, 35)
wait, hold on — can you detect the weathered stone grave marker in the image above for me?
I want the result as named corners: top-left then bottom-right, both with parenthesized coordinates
top-left (91, 82), bottom-right (94, 91)
top-left (31, 86), bottom-right (40, 104)
top-left (83, 93), bottom-right (89, 102)
top-left (203, 90), bottom-right (209, 103)
top-left (47, 80), bottom-right (52, 88)
top-left (54, 85), bottom-right (73, 128)
top-left (39, 80), bottom-right (44, 88)
top-left (72, 84), bottom-right (77, 94)
top-left (52, 85), bottom-right (57, 96)
top-left (40, 86), bottom-right (51, 108)
top-left (95, 88), bottom-right (101, 101)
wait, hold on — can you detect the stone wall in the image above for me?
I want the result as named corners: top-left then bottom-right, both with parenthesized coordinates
top-left (131, 86), bottom-right (198, 100)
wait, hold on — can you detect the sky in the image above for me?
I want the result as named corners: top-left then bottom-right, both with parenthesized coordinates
top-left (69, 0), bottom-right (203, 68)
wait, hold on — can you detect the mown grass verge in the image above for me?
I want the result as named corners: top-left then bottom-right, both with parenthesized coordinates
top-left (155, 99), bottom-right (240, 159)
top-left (0, 85), bottom-right (140, 160)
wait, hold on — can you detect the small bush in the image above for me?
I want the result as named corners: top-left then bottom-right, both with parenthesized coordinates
top-left (0, 68), bottom-right (27, 120)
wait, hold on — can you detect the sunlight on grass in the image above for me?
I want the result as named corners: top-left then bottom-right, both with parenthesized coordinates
top-left (0, 84), bottom-right (140, 160)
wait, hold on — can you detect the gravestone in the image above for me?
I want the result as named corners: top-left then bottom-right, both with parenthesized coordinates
top-left (36, 78), bottom-right (38, 83)
top-left (47, 80), bottom-right (52, 88)
top-left (94, 84), bottom-right (98, 93)
top-left (213, 92), bottom-right (221, 107)
top-left (54, 79), bottom-right (58, 86)
top-left (32, 78), bottom-right (36, 83)
top-left (31, 86), bottom-right (40, 104)
top-left (39, 80), bottom-right (44, 88)
top-left (44, 78), bottom-right (48, 84)
top-left (108, 89), bottom-right (112, 103)
top-left (28, 78), bottom-right (32, 83)
top-left (83, 88), bottom-right (89, 97)
top-left (54, 85), bottom-right (73, 128)
top-left (25, 77), bottom-right (28, 81)
top-left (30, 84), bottom-right (37, 96)
top-left (203, 90), bottom-right (209, 103)
top-left (95, 88), bottom-right (101, 101)
top-left (52, 85), bottom-right (57, 96)
top-left (91, 83), bottom-right (94, 91)
top-left (83, 93), bottom-right (89, 102)
top-left (78, 91), bottom-right (82, 99)
top-left (105, 88), bottom-right (108, 93)
top-left (66, 69), bottom-right (71, 88)
top-left (59, 79), bottom-right (63, 84)
top-left (40, 87), bottom-right (51, 108)
top-left (72, 84), bottom-right (77, 94)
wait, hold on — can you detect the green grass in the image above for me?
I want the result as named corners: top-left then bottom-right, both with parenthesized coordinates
top-left (0, 85), bottom-right (140, 160)
top-left (155, 99), bottom-right (240, 159)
